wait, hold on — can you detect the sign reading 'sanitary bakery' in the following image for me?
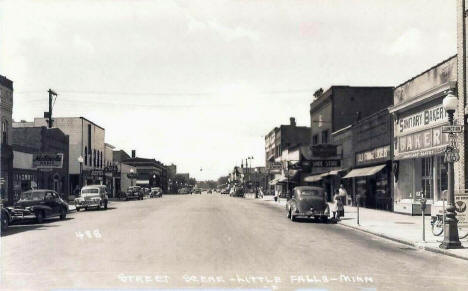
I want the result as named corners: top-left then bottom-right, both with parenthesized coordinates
top-left (396, 104), bottom-right (448, 136)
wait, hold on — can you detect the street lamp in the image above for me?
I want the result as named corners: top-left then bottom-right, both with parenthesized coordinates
top-left (77, 155), bottom-right (84, 189)
top-left (440, 90), bottom-right (462, 249)
top-left (153, 174), bottom-right (156, 187)
top-left (130, 168), bottom-right (134, 186)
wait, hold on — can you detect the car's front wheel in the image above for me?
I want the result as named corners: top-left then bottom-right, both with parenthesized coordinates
top-left (104, 201), bottom-right (108, 210)
top-left (60, 207), bottom-right (67, 220)
top-left (1, 212), bottom-right (9, 231)
top-left (36, 211), bottom-right (44, 224)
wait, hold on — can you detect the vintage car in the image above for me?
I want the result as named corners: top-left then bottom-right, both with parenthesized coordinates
top-left (229, 186), bottom-right (244, 197)
top-left (286, 186), bottom-right (330, 222)
top-left (150, 187), bottom-right (162, 198)
top-left (7, 189), bottom-right (69, 223)
top-left (1, 203), bottom-right (11, 231)
top-left (192, 188), bottom-right (201, 194)
top-left (75, 185), bottom-right (109, 211)
top-left (125, 186), bottom-right (144, 200)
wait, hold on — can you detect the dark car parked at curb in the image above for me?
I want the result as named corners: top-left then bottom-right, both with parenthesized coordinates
top-left (286, 186), bottom-right (330, 222)
top-left (6, 189), bottom-right (69, 224)
top-left (75, 185), bottom-right (109, 211)
top-left (1, 203), bottom-right (11, 231)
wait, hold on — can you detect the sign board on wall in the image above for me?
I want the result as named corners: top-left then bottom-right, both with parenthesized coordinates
top-left (311, 144), bottom-right (337, 158)
top-left (356, 145), bottom-right (390, 165)
top-left (394, 125), bottom-right (449, 160)
top-left (311, 159), bottom-right (341, 168)
top-left (395, 104), bottom-right (448, 137)
top-left (455, 195), bottom-right (468, 227)
top-left (32, 153), bottom-right (63, 169)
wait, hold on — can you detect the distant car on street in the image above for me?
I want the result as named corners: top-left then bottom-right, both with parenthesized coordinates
top-left (75, 185), bottom-right (109, 211)
top-left (178, 188), bottom-right (190, 194)
top-left (221, 188), bottom-right (230, 194)
top-left (7, 189), bottom-right (69, 224)
top-left (125, 186), bottom-right (144, 200)
top-left (192, 188), bottom-right (201, 194)
top-left (150, 187), bottom-right (162, 198)
top-left (286, 186), bottom-right (329, 222)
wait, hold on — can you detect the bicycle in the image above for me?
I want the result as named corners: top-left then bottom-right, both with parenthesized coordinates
top-left (431, 214), bottom-right (468, 238)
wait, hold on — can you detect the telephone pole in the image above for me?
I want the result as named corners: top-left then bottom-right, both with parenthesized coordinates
top-left (46, 89), bottom-right (57, 128)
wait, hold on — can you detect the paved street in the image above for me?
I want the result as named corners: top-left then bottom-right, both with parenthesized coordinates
top-left (1, 194), bottom-right (468, 291)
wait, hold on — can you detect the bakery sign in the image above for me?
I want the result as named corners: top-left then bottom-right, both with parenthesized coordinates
top-left (356, 145), bottom-right (390, 165)
top-left (32, 153), bottom-right (63, 169)
top-left (394, 125), bottom-right (449, 159)
top-left (396, 104), bottom-right (448, 137)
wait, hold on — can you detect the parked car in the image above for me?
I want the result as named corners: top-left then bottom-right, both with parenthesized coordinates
top-left (286, 186), bottom-right (330, 222)
top-left (178, 188), bottom-right (189, 194)
top-left (207, 189), bottom-right (212, 194)
top-left (75, 185), bottom-right (109, 211)
top-left (124, 186), bottom-right (144, 200)
top-left (221, 188), bottom-right (230, 194)
top-left (150, 187), bottom-right (162, 198)
top-left (7, 189), bottom-right (69, 224)
top-left (192, 188), bottom-right (201, 194)
top-left (1, 204), bottom-right (11, 231)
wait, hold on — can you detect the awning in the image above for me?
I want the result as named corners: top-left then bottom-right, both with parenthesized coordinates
top-left (136, 180), bottom-right (150, 185)
top-left (269, 178), bottom-right (280, 185)
top-left (304, 174), bottom-right (324, 182)
top-left (342, 164), bottom-right (386, 179)
top-left (321, 169), bottom-right (344, 176)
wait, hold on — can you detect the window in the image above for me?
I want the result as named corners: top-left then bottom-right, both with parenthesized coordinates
top-left (312, 135), bottom-right (318, 145)
top-left (421, 157), bottom-right (433, 199)
top-left (2, 120), bottom-right (8, 144)
top-left (84, 147), bottom-right (88, 166)
top-left (321, 130), bottom-right (329, 144)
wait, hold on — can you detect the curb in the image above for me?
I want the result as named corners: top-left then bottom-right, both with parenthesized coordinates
top-left (337, 222), bottom-right (468, 262)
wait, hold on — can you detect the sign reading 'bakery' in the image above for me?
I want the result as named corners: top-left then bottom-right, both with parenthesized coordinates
top-left (396, 104), bottom-right (448, 136)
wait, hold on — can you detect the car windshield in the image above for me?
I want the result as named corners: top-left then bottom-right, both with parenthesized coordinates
top-left (20, 191), bottom-right (45, 201)
top-left (300, 189), bottom-right (323, 197)
top-left (82, 189), bottom-right (99, 195)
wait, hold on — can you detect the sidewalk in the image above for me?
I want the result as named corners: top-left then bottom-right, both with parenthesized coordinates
top-left (259, 196), bottom-right (468, 261)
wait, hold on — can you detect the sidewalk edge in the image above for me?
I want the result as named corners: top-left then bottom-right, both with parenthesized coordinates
top-left (338, 222), bottom-right (468, 261)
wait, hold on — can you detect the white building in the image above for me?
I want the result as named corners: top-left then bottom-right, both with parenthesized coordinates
top-left (32, 117), bottom-right (105, 192)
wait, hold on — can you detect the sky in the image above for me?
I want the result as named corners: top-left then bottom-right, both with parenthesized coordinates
top-left (0, 0), bottom-right (458, 180)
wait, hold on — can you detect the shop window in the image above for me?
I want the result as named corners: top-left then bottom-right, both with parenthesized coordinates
top-left (321, 130), bottom-right (329, 144)
top-left (421, 157), bottom-right (433, 199)
top-left (312, 135), bottom-right (318, 145)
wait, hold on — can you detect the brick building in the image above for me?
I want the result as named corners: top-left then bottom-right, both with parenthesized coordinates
top-left (265, 117), bottom-right (311, 196)
top-left (0, 75), bottom-right (13, 203)
top-left (122, 151), bottom-right (168, 192)
top-left (306, 86), bottom-right (394, 200)
top-left (11, 126), bottom-right (70, 199)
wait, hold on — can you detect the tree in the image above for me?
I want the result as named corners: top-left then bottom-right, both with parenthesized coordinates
top-left (217, 176), bottom-right (229, 186)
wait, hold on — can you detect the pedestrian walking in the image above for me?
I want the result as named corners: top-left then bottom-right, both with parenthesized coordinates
top-left (332, 189), bottom-right (344, 220)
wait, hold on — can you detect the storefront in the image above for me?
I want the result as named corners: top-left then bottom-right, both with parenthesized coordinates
top-left (389, 55), bottom-right (456, 215)
top-left (1, 144), bottom-right (13, 204)
top-left (343, 145), bottom-right (392, 210)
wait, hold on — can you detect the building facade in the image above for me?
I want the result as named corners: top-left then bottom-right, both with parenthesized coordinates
top-left (32, 117), bottom-right (105, 192)
top-left (122, 151), bottom-right (168, 192)
top-left (390, 56), bottom-right (456, 215)
top-left (264, 117), bottom-right (311, 196)
top-left (307, 86), bottom-right (394, 200)
top-left (0, 75), bottom-right (13, 204)
top-left (342, 109), bottom-right (393, 210)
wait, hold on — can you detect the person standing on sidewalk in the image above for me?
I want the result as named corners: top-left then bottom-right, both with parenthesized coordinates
top-left (338, 184), bottom-right (347, 216)
top-left (332, 189), bottom-right (344, 220)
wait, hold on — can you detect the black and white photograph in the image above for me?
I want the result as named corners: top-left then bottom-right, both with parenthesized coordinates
top-left (1, 0), bottom-right (468, 290)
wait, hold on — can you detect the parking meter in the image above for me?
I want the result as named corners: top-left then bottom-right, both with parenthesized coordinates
top-left (420, 196), bottom-right (427, 211)
top-left (418, 192), bottom-right (427, 242)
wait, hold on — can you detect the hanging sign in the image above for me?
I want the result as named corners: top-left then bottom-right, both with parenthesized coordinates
top-left (32, 153), bottom-right (63, 169)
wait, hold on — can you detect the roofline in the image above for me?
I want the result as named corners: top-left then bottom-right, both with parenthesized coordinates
top-left (395, 54), bottom-right (457, 89)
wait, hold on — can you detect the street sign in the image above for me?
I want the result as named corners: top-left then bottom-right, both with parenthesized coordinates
top-left (442, 125), bottom-right (463, 133)
top-left (455, 195), bottom-right (468, 227)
